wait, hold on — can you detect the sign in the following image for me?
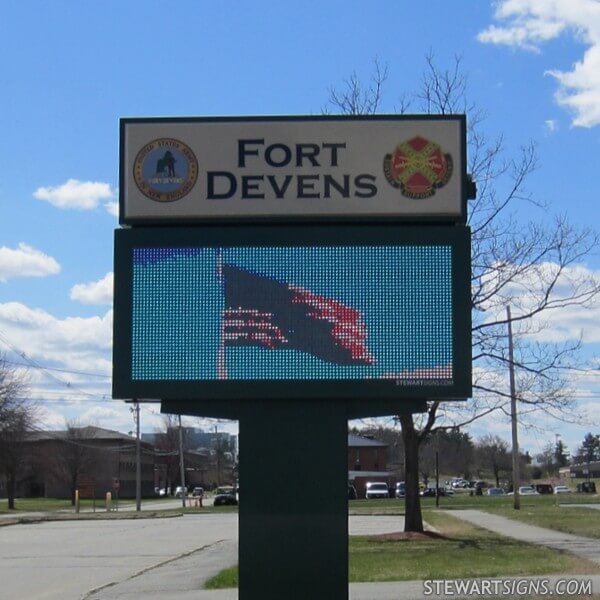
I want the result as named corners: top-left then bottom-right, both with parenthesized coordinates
top-left (120, 115), bottom-right (467, 224)
top-left (78, 478), bottom-right (96, 500)
top-left (112, 224), bottom-right (471, 401)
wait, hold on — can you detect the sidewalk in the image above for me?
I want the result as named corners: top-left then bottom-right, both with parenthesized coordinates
top-left (85, 511), bottom-right (600, 599)
top-left (448, 509), bottom-right (600, 564)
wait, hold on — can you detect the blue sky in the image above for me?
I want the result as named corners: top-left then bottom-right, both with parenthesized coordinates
top-left (1, 1), bottom-right (600, 460)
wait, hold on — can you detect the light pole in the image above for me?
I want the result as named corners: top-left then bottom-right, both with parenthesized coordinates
top-left (507, 306), bottom-right (520, 510)
top-left (135, 401), bottom-right (141, 511)
top-left (130, 400), bottom-right (141, 511)
top-left (178, 415), bottom-right (186, 508)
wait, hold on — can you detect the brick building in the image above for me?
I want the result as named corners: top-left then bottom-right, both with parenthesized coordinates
top-left (348, 434), bottom-right (396, 498)
top-left (3, 426), bottom-right (155, 500)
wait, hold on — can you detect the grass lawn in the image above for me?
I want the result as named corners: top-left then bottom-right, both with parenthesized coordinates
top-left (0, 496), bottom-right (238, 517)
top-left (205, 510), bottom-right (598, 589)
top-left (0, 497), bottom-right (137, 513)
top-left (350, 510), bottom-right (598, 582)
top-left (475, 502), bottom-right (600, 539)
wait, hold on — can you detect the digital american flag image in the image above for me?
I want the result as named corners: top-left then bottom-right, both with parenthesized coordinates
top-left (221, 264), bottom-right (376, 367)
top-left (131, 245), bottom-right (453, 382)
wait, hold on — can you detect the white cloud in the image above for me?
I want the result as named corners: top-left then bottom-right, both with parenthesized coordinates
top-left (105, 202), bottom-right (119, 218)
top-left (544, 119), bottom-right (558, 133)
top-left (477, 261), bottom-right (600, 342)
top-left (34, 179), bottom-right (115, 210)
top-left (478, 0), bottom-right (600, 127)
top-left (79, 405), bottom-right (128, 428)
top-left (0, 243), bottom-right (60, 283)
top-left (70, 273), bottom-right (113, 305)
top-left (0, 301), bottom-right (112, 374)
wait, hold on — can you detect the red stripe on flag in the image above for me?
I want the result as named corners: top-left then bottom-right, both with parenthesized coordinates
top-left (289, 286), bottom-right (375, 364)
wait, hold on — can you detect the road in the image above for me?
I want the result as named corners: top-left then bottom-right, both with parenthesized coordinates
top-left (0, 514), bottom-right (405, 600)
top-left (0, 513), bottom-right (237, 600)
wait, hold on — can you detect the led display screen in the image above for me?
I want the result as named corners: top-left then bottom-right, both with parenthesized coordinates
top-left (113, 225), bottom-right (471, 401)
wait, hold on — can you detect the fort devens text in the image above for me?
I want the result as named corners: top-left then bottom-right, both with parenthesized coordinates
top-left (206, 139), bottom-right (378, 200)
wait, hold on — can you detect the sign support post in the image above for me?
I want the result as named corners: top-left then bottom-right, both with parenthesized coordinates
top-left (239, 402), bottom-right (348, 599)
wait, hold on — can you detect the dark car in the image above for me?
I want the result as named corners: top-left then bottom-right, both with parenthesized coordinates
top-left (577, 481), bottom-right (597, 494)
top-left (421, 486), bottom-right (448, 497)
top-left (213, 486), bottom-right (238, 506)
top-left (534, 483), bottom-right (553, 495)
top-left (348, 485), bottom-right (357, 500)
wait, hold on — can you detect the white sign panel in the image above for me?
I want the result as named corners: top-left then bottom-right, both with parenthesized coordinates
top-left (120, 116), bottom-right (466, 223)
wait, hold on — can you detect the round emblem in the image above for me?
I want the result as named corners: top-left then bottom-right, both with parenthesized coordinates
top-left (383, 136), bottom-right (453, 199)
top-left (133, 138), bottom-right (198, 202)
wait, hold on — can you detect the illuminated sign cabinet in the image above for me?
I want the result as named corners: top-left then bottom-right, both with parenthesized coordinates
top-left (113, 115), bottom-right (472, 403)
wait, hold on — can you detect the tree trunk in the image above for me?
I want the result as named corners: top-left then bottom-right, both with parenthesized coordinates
top-left (400, 414), bottom-right (424, 532)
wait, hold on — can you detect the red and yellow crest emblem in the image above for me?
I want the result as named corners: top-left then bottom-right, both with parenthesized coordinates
top-left (383, 136), bottom-right (453, 199)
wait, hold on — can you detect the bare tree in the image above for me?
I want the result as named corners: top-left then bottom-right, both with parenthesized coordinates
top-left (0, 355), bottom-right (36, 509)
top-left (420, 429), bottom-right (475, 482)
top-left (326, 58), bottom-right (390, 116)
top-left (154, 415), bottom-right (186, 493)
top-left (51, 420), bottom-right (97, 505)
top-left (476, 435), bottom-right (511, 487)
top-left (329, 55), bottom-right (600, 531)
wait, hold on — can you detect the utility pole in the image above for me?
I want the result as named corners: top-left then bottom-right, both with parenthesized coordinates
top-left (215, 425), bottom-right (221, 487)
top-left (130, 401), bottom-right (142, 511)
top-left (435, 446), bottom-right (440, 509)
top-left (507, 306), bottom-right (520, 510)
top-left (135, 400), bottom-right (141, 511)
top-left (178, 415), bottom-right (186, 508)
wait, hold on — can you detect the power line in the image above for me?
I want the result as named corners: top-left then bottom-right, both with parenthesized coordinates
top-left (3, 359), bottom-right (110, 379)
top-left (0, 331), bottom-right (110, 401)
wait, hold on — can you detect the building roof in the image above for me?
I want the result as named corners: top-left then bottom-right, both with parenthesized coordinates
top-left (348, 434), bottom-right (388, 448)
top-left (27, 426), bottom-right (140, 443)
top-left (348, 470), bottom-right (394, 478)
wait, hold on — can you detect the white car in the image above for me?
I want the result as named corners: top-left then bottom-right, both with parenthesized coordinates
top-left (518, 486), bottom-right (540, 496)
top-left (365, 482), bottom-right (389, 499)
top-left (507, 486), bottom-right (540, 496)
top-left (554, 485), bottom-right (572, 494)
top-left (451, 479), bottom-right (469, 488)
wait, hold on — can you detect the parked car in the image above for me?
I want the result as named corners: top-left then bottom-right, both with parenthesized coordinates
top-left (365, 482), bottom-right (389, 499)
top-left (576, 481), bottom-right (597, 493)
top-left (486, 487), bottom-right (506, 496)
top-left (174, 486), bottom-right (188, 498)
top-left (534, 483), bottom-right (553, 495)
top-left (421, 486), bottom-right (450, 497)
top-left (510, 486), bottom-right (539, 496)
top-left (451, 479), bottom-right (469, 488)
top-left (470, 480), bottom-right (489, 490)
top-left (348, 485), bottom-right (357, 500)
top-left (213, 486), bottom-right (238, 506)
top-left (395, 481), bottom-right (406, 498)
top-left (192, 487), bottom-right (204, 497)
top-left (554, 485), bottom-right (572, 494)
